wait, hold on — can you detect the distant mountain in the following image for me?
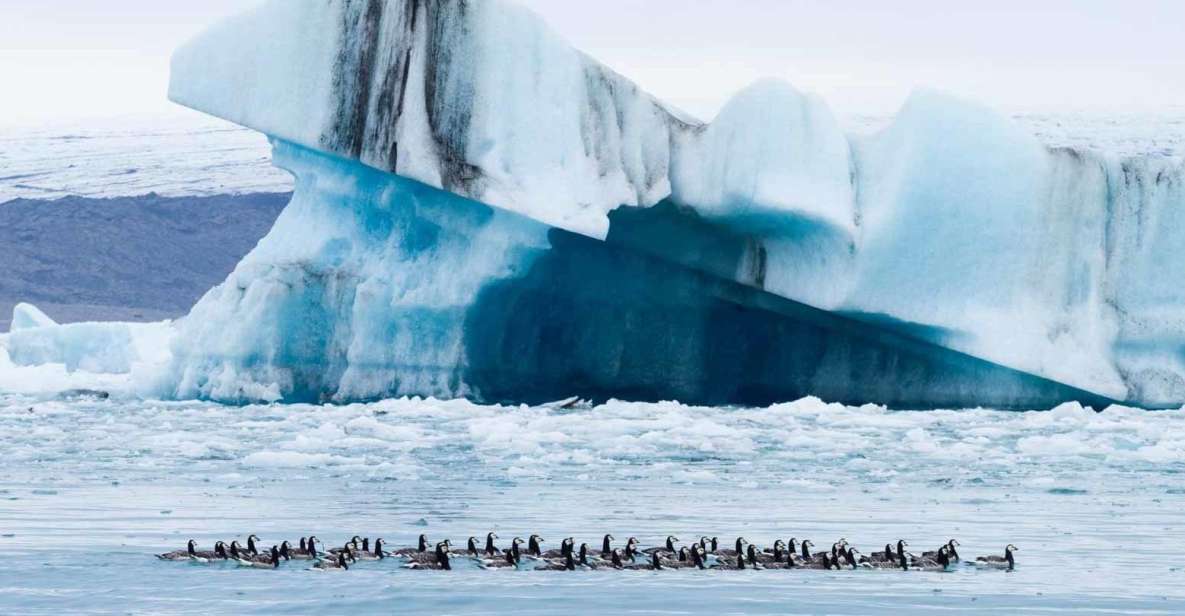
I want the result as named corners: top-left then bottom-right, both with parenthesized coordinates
top-left (0, 193), bottom-right (289, 331)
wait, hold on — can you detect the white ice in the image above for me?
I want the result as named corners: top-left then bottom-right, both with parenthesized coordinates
top-left (4, 0), bottom-right (1184, 406)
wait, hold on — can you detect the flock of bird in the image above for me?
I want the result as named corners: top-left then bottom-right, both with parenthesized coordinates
top-left (159, 533), bottom-right (1018, 572)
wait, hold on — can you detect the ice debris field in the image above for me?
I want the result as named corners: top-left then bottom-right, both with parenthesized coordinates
top-left (2, 395), bottom-right (1184, 612)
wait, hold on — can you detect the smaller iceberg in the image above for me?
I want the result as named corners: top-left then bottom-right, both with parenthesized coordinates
top-left (10, 303), bottom-right (57, 331)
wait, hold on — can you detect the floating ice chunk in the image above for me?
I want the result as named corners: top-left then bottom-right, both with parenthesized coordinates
top-left (10, 303), bottom-right (57, 331)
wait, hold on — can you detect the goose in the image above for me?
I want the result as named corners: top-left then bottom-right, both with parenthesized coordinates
top-left (745, 544), bottom-right (765, 570)
top-left (919, 540), bottom-right (957, 563)
top-left (238, 546), bottom-right (281, 569)
top-left (478, 537), bottom-right (525, 569)
top-left (404, 540), bottom-right (453, 570)
top-left (769, 540), bottom-right (787, 563)
top-left (923, 539), bottom-right (960, 563)
top-left (635, 551), bottom-right (665, 571)
top-left (527, 535), bottom-right (545, 558)
top-left (245, 535), bottom-right (262, 557)
top-left (601, 534), bottom-right (615, 558)
top-left (800, 540), bottom-right (816, 561)
top-left (894, 540), bottom-right (912, 565)
top-left (355, 538), bottom-right (388, 561)
top-left (291, 536), bottom-right (320, 560)
top-left (542, 537), bottom-right (575, 559)
top-left (484, 532), bottom-right (499, 556)
top-left (330, 536), bottom-right (363, 556)
top-left (974, 545), bottom-right (1018, 570)
top-left (623, 537), bottom-right (641, 563)
top-left (541, 551), bottom-right (578, 571)
top-left (843, 547), bottom-right (870, 569)
top-left (467, 537), bottom-right (481, 556)
top-left (643, 536), bottom-right (680, 555)
top-left (916, 546), bottom-right (951, 571)
top-left (720, 537), bottom-right (747, 558)
top-left (156, 540), bottom-right (219, 562)
top-left (314, 553), bottom-right (350, 571)
top-left (227, 541), bottom-right (248, 561)
top-left (829, 539), bottom-right (849, 561)
top-left (873, 543), bottom-right (894, 563)
top-left (392, 534), bottom-right (430, 557)
top-left (610, 548), bottom-right (626, 569)
top-left (577, 543), bottom-right (598, 569)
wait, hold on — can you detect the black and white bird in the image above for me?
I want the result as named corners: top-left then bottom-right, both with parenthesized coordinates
top-left (974, 545), bottom-right (1018, 570)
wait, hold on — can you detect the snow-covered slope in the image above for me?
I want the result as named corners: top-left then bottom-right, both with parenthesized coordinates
top-left (4, 0), bottom-right (1182, 407)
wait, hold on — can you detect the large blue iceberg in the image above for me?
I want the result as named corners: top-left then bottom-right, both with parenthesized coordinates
top-left (4, 0), bottom-right (1184, 409)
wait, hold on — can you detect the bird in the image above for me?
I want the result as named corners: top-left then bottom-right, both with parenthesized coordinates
top-left (540, 550), bottom-right (578, 571)
top-left (745, 544), bottom-right (765, 570)
top-left (237, 546), bottom-right (281, 569)
top-left (290, 536), bottom-right (320, 560)
top-left (329, 536), bottom-right (363, 556)
top-left (623, 537), bottom-right (642, 563)
top-left (635, 551), bottom-right (666, 571)
top-left (227, 541), bottom-right (249, 561)
top-left (355, 538), bottom-right (388, 561)
top-left (576, 543), bottom-right (598, 569)
top-left (314, 553), bottom-right (350, 571)
top-left (542, 537), bottom-right (575, 559)
top-left (974, 545), bottom-right (1018, 570)
top-left (916, 546), bottom-right (951, 571)
top-left (768, 539), bottom-right (787, 563)
top-left (245, 534), bottom-right (263, 557)
top-left (484, 532), bottom-right (499, 556)
top-left (526, 535), bottom-right (545, 558)
top-left (404, 540), bottom-right (453, 570)
top-left (601, 534), bottom-right (615, 558)
top-left (922, 539), bottom-right (961, 563)
top-left (392, 534), bottom-right (430, 556)
top-left (643, 536), bottom-right (679, 555)
top-left (156, 539), bottom-right (218, 562)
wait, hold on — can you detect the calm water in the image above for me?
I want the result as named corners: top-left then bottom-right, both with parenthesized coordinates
top-left (1, 395), bottom-right (1183, 614)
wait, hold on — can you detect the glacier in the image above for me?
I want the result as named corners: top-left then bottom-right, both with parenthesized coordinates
top-left (3, 0), bottom-right (1183, 408)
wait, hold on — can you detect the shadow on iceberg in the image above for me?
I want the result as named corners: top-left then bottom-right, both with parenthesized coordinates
top-left (463, 203), bottom-right (1117, 411)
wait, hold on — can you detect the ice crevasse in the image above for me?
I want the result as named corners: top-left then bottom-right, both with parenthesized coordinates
top-left (3, 0), bottom-right (1183, 409)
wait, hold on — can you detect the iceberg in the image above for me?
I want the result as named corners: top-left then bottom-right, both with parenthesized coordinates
top-left (4, 0), bottom-right (1183, 409)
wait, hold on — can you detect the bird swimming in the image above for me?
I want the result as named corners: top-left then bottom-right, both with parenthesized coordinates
top-left (245, 534), bottom-right (262, 557)
top-left (314, 553), bottom-right (350, 571)
top-left (237, 546), bottom-right (281, 569)
top-left (156, 540), bottom-right (219, 562)
top-left (154, 533), bottom-right (1017, 575)
top-left (484, 532), bottom-right (499, 556)
top-left (601, 534), bottom-right (614, 558)
top-left (974, 545), bottom-right (1017, 570)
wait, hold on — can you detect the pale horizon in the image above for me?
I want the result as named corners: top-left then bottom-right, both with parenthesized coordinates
top-left (2, 0), bottom-right (1185, 127)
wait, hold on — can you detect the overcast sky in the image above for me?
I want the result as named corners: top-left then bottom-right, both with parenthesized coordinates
top-left (2, 0), bottom-right (1184, 126)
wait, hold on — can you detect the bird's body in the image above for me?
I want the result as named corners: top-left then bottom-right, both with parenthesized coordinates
top-left (156, 540), bottom-right (221, 563)
top-left (974, 545), bottom-right (1018, 570)
top-left (237, 546), bottom-right (281, 569)
top-left (392, 535), bottom-right (430, 557)
top-left (643, 536), bottom-right (680, 556)
top-left (314, 554), bottom-right (350, 571)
